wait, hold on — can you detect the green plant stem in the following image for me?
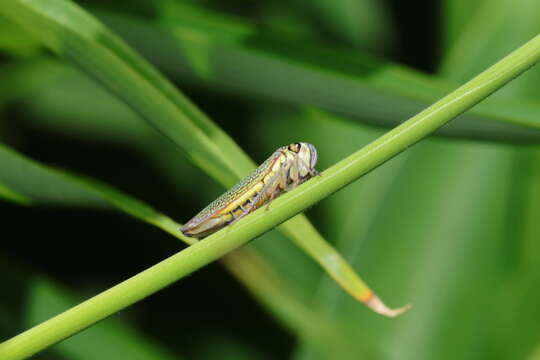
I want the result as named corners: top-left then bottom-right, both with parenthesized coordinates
top-left (1, 34), bottom-right (539, 360)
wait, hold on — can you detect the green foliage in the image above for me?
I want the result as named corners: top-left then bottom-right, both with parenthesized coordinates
top-left (1, 1), bottom-right (540, 360)
top-left (1, 0), bottom-right (406, 329)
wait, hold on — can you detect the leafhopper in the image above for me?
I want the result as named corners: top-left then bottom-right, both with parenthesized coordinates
top-left (181, 142), bottom-right (319, 238)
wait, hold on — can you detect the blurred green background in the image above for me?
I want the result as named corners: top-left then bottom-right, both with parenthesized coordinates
top-left (1, 0), bottom-right (540, 359)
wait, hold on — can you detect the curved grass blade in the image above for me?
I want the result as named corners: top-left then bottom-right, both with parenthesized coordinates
top-left (0, 142), bottom-right (186, 241)
top-left (0, 0), bottom-right (399, 314)
top-left (1, 32), bottom-right (539, 360)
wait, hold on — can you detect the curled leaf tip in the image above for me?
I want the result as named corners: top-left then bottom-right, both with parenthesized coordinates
top-left (365, 295), bottom-right (412, 318)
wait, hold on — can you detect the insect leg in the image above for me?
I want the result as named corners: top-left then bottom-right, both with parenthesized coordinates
top-left (285, 156), bottom-right (305, 191)
top-left (265, 163), bottom-right (290, 211)
top-left (228, 175), bottom-right (280, 225)
top-left (297, 155), bottom-right (320, 177)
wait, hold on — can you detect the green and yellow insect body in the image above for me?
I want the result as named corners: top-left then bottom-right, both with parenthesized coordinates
top-left (180, 142), bottom-right (319, 238)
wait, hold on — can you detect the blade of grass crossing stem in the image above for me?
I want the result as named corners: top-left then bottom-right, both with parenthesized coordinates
top-left (1, 33), bottom-right (539, 360)
top-left (0, 142), bottom-right (190, 243)
top-left (0, 0), bottom-right (403, 314)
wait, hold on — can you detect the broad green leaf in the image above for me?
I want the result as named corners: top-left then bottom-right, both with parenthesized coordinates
top-left (440, 3), bottom-right (540, 359)
top-left (295, 130), bottom-right (515, 359)
top-left (380, 144), bottom-right (512, 360)
top-left (99, 4), bottom-right (540, 142)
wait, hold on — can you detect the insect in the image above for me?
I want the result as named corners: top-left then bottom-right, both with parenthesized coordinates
top-left (180, 142), bottom-right (319, 238)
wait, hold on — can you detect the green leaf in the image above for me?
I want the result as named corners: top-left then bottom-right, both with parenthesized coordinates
top-left (102, 4), bottom-right (540, 142)
top-left (294, 127), bottom-right (516, 360)
top-left (253, 0), bottom-right (394, 52)
top-left (441, 0), bottom-right (540, 99)
top-left (440, 4), bottom-right (540, 359)
top-left (376, 144), bottom-right (513, 360)
top-left (441, 0), bottom-right (484, 50)
top-left (0, 14), bottom-right (42, 57)
top-left (0, 142), bottom-right (186, 241)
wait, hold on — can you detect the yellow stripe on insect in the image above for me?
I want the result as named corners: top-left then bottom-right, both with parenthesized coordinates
top-left (180, 142), bottom-right (319, 238)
